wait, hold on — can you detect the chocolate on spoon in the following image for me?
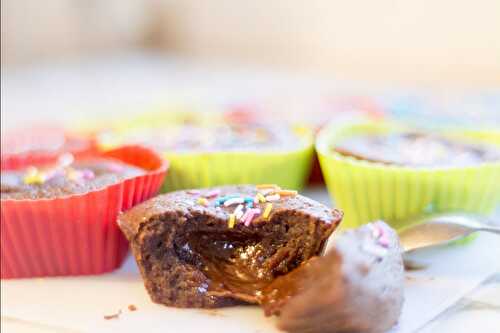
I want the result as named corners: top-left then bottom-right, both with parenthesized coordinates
top-left (260, 221), bottom-right (404, 333)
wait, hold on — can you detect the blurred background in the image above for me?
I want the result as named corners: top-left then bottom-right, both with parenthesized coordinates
top-left (1, 0), bottom-right (500, 129)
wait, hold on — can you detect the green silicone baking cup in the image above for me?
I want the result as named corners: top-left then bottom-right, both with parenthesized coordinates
top-left (316, 121), bottom-right (500, 233)
top-left (98, 112), bottom-right (314, 192)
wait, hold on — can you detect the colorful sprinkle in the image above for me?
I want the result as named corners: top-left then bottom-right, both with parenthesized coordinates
top-left (244, 197), bottom-right (254, 204)
top-left (244, 209), bottom-right (261, 226)
top-left (259, 188), bottom-right (276, 196)
top-left (187, 189), bottom-right (201, 195)
top-left (224, 197), bottom-right (245, 207)
top-left (255, 193), bottom-right (266, 203)
top-left (277, 190), bottom-right (297, 197)
top-left (265, 194), bottom-right (280, 202)
top-left (246, 202), bottom-right (254, 208)
top-left (378, 235), bottom-right (390, 248)
top-left (197, 197), bottom-right (209, 206)
top-left (23, 167), bottom-right (45, 185)
top-left (256, 184), bottom-right (280, 190)
top-left (234, 204), bottom-right (244, 219)
top-left (66, 169), bottom-right (82, 182)
top-left (263, 203), bottom-right (273, 220)
top-left (368, 223), bottom-right (382, 239)
top-left (81, 169), bottom-right (95, 180)
top-left (240, 209), bottom-right (252, 223)
top-left (228, 214), bottom-right (236, 228)
top-left (107, 163), bottom-right (124, 173)
top-left (216, 195), bottom-right (239, 205)
top-left (205, 189), bottom-right (221, 198)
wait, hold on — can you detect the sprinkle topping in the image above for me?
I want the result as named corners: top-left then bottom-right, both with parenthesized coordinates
top-left (265, 194), bottom-right (280, 202)
top-left (256, 184), bottom-right (280, 189)
top-left (255, 192), bottom-right (266, 203)
top-left (205, 189), bottom-right (221, 198)
top-left (228, 214), bottom-right (236, 228)
top-left (368, 221), bottom-right (390, 248)
top-left (197, 197), bottom-right (209, 206)
top-left (23, 167), bottom-right (46, 185)
top-left (190, 184), bottom-right (298, 228)
top-left (244, 208), bottom-right (261, 226)
top-left (263, 203), bottom-right (273, 220)
top-left (277, 190), bottom-right (298, 197)
top-left (224, 197), bottom-right (245, 207)
top-left (234, 204), bottom-right (244, 219)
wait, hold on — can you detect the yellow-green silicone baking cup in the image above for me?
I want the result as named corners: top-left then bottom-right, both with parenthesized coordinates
top-left (98, 112), bottom-right (314, 192)
top-left (316, 121), bottom-right (500, 232)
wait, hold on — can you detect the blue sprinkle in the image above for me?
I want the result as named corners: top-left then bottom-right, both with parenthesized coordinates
top-left (246, 202), bottom-right (254, 208)
top-left (216, 195), bottom-right (239, 206)
top-left (244, 197), bottom-right (254, 203)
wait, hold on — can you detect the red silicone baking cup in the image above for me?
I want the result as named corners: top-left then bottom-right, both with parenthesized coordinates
top-left (1, 145), bottom-right (168, 279)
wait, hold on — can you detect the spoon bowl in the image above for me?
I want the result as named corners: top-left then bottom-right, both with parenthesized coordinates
top-left (396, 212), bottom-right (500, 253)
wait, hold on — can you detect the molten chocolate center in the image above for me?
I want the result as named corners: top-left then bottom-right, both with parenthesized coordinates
top-left (179, 231), bottom-right (275, 301)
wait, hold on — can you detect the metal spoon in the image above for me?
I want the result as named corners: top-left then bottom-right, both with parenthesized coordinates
top-left (397, 212), bottom-right (500, 253)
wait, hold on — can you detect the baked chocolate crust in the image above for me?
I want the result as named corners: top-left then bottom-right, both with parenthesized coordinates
top-left (260, 221), bottom-right (404, 333)
top-left (118, 185), bottom-right (342, 308)
top-left (333, 132), bottom-right (500, 167)
top-left (1, 158), bottom-right (144, 200)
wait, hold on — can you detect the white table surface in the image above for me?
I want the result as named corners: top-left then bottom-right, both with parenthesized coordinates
top-left (2, 52), bottom-right (499, 332)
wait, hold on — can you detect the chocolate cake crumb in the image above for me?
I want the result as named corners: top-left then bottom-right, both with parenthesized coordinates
top-left (104, 309), bottom-right (122, 320)
top-left (128, 304), bottom-right (137, 311)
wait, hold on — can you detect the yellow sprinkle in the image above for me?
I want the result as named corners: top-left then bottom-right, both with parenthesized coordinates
top-left (277, 190), bottom-right (298, 197)
top-left (256, 193), bottom-right (266, 203)
top-left (23, 168), bottom-right (45, 185)
top-left (256, 184), bottom-right (280, 190)
top-left (197, 197), bottom-right (209, 206)
top-left (228, 214), bottom-right (236, 228)
top-left (263, 203), bottom-right (273, 220)
top-left (66, 169), bottom-right (80, 181)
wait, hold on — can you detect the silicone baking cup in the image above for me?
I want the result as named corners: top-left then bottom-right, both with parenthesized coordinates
top-left (98, 112), bottom-right (314, 192)
top-left (316, 121), bottom-right (500, 230)
top-left (1, 145), bottom-right (168, 279)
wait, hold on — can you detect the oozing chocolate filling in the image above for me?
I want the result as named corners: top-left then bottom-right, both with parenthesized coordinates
top-left (178, 232), bottom-right (273, 301)
top-left (171, 212), bottom-right (330, 304)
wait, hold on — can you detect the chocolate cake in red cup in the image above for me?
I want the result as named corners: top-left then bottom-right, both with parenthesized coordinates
top-left (1, 145), bottom-right (168, 279)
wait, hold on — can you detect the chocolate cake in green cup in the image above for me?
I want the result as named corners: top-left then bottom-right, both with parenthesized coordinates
top-left (316, 120), bottom-right (500, 232)
top-left (98, 111), bottom-right (314, 192)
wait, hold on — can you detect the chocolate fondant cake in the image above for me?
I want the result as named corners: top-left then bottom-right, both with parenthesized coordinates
top-left (334, 132), bottom-right (500, 167)
top-left (118, 185), bottom-right (342, 308)
top-left (260, 221), bottom-right (404, 333)
top-left (1, 154), bottom-right (145, 200)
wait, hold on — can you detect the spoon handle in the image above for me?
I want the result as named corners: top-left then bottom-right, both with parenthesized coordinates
top-left (476, 225), bottom-right (500, 235)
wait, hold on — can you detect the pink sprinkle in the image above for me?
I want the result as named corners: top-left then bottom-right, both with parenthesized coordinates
top-left (205, 189), bottom-right (221, 198)
top-left (240, 209), bottom-right (251, 223)
top-left (81, 169), bottom-right (95, 180)
top-left (108, 163), bottom-right (124, 173)
top-left (378, 234), bottom-right (390, 248)
top-left (187, 190), bottom-right (201, 195)
top-left (244, 209), bottom-right (261, 227)
top-left (368, 221), bottom-right (385, 239)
